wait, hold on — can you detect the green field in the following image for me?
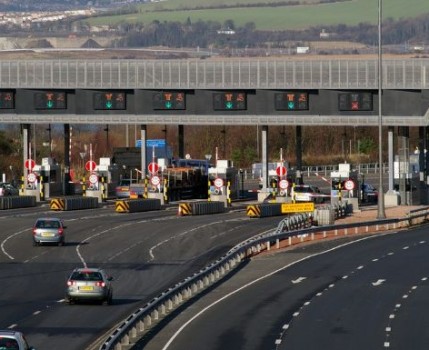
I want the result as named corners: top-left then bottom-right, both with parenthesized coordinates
top-left (88, 0), bottom-right (429, 30)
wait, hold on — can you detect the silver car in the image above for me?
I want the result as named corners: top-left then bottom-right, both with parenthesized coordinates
top-left (32, 217), bottom-right (66, 246)
top-left (65, 267), bottom-right (113, 305)
top-left (0, 330), bottom-right (36, 350)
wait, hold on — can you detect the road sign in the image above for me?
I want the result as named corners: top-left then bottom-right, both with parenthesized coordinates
top-left (151, 175), bottom-right (160, 186)
top-left (279, 179), bottom-right (289, 189)
top-left (214, 178), bottom-right (224, 188)
top-left (344, 179), bottom-right (355, 190)
top-left (276, 165), bottom-right (287, 177)
top-left (27, 172), bottom-right (37, 183)
top-left (148, 162), bottom-right (159, 174)
top-left (89, 173), bottom-right (98, 184)
top-left (85, 160), bottom-right (97, 172)
top-left (25, 159), bottom-right (36, 171)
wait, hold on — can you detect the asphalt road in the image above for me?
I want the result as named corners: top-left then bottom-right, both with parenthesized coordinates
top-left (0, 204), bottom-right (282, 350)
top-left (144, 225), bottom-right (429, 350)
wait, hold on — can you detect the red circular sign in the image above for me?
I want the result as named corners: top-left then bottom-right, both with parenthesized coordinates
top-left (151, 175), bottom-right (160, 186)
top-left (27, 172), bottom-right (37, 183)
top-left (279, 179), bottom-right (289, 189)
top-left (148, 162), bottom-right (159, 174)
top-left (25, 159), bottom-right (36, 171)
top-left (344, 180), bottom-right (355, 190)
top-left (85, 160), bottom-right (97, 172)
top-left (214, 178), bottom-right (224, 188)
top-left (276, 166), bottom-right (287, 177)
top-left (89, 173), bottom-right (98, 184)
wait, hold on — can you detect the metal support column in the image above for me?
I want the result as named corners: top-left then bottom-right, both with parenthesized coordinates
top-left (64, 124), bottom-right (71, 195)
top-left (141, 125), bottom-right (147, 179)
top-left (388, 126), bottom-right (394, 191)
top-left (397, 126), bottom-right (410, 205)
top-left (296, 126), bottom-right (303, 184)
top-left (178, 125), bottom-right (184, 159)
top-left (22, 124), bottom-right (30, 189)
top-left (261, 125), bottom-right (268, 192)
top-left (419, 126), bottom-right (428, 204)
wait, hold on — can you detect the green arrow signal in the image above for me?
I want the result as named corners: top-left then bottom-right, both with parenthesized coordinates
top-left (47, 100), bottom-right (54, 108)
top-left (288, 102), bottom-right (295, 109)
top-left (225, 101), bottom-right (234, 109)
top-left (106, 101), bottom-right (113, 109)
top-left (165, 101), bottom-right (172, 109)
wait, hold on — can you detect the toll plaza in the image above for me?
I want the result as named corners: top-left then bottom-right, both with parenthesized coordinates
top-left (208, 159), bottom-right (238, 207)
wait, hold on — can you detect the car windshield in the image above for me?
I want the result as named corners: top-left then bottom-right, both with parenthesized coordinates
top-left (71, 271), bottom-right (103, 281)
top-left (36, 220), bottom-right (60, 229)
top-left (0, 337), bottom-right (19, 349)
top-left (294, 187), bottom-right (312, 193)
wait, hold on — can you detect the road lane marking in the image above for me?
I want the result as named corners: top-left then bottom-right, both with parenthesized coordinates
top-left (291, 277), bottom-right (306, 284)
top-left (372, 279), bottom-right (386, 286)
top-left (1, 228), bottom-right (30, 260)
top-left (160, 234), bottom-right (389, 350)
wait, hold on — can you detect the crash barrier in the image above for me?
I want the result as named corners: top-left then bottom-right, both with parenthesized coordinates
top-left (115, 199), bottom-right (161, 213)
top-left (246, 203), bottom-right (282, 218)
top-left (102, 205), bottom-right (426, 350)
top-left (178, 201), bottom-right (225, 216)
top-left (99, 207), bottom-right (429, 350)
top-left (0, 195), bottom-right (36, 210)
top-left (313, 202), bottom-right (350, 225)
top-left (50, 196), bottom-right (99, 211)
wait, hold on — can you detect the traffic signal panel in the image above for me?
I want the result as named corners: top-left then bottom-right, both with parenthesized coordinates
top-left (153, 92), bottom-right (185, 110)
top-left (0, 91), bottom-right (14, 109)
top-left (34, 91), bottom-right (66, 109)
top-left (339, 92), bottom-right (373, 111)
top-left (93, 92), bottom-right (126, 110)
top-left (275, 92), bottom-right (309, 110)
top-left (213, 92), bottom-right (246, 110)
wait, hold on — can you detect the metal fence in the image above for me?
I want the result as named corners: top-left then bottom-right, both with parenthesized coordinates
top-left (0, 58), bottom-right (428, 89)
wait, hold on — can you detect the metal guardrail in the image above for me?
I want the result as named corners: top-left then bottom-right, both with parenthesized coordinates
top-left (97, 206), bottom-right (429, 350)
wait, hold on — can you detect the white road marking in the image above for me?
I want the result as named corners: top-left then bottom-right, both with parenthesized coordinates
top-left (8, 324), bottom-right (17, 329)
top-left (1, 228), bottom-right (29, 260)
top-left (159, 234), bottom-right (390, 350)
top-left (33, 310), bottom-right (41, 315)
top-left (372, 279), bottom-right (386, 286)
top-left (291, 277), bottom-right (306, 284)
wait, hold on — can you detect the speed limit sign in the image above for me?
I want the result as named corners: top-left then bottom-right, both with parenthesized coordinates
top-left (214, 177), bottom-right (224, 188)
top-left (27, 172), bottom-right (37, 183)
top-left (151, 175), bottom-right (160, 186)
top-left (279, 179), bottom-right (289, 189)
top-left (89, 173), bottom-right (98, 184)
top-left (344, 180), bottom-right (355, 190)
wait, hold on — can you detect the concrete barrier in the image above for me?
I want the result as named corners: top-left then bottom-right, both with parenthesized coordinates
top-left (50, 196), bottom-right (99, 211)
top-left (115, 199), bottom-right (161, 213)
top-left (0, 196), bottom-right (36, 210)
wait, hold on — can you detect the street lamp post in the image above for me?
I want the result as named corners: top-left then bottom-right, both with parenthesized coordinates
top-left (377, 0), bottom-right (386, 219)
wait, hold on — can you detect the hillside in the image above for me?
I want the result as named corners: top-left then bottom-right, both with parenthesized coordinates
top-left (87, 0), bottom-right (429, 31)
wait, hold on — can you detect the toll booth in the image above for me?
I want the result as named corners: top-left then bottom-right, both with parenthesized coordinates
top-left (394, 154), bottom-right (420, 205)
top-left (85, 158), bottom-right (119, 203)
top-left (330, 163), bottom-right (359, 207)
top-left (208, 159), bottom-right (238, 207)
top-left (31, 157), bottom-right (62, 199)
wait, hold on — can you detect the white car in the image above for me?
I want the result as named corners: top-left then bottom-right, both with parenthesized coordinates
top-left (291, 185), bottom-right (324, 203)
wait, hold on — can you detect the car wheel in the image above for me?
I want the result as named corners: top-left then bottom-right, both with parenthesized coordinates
top-left (58, 239), bottom-right (65, 246)
top-left (32, 240), bottom-right (38, 246)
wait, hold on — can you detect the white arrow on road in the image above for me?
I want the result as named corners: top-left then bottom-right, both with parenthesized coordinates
top-left (372, 279), bottom-right (386, 286)
top-left (292, 277), bottom-right (307, 284)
